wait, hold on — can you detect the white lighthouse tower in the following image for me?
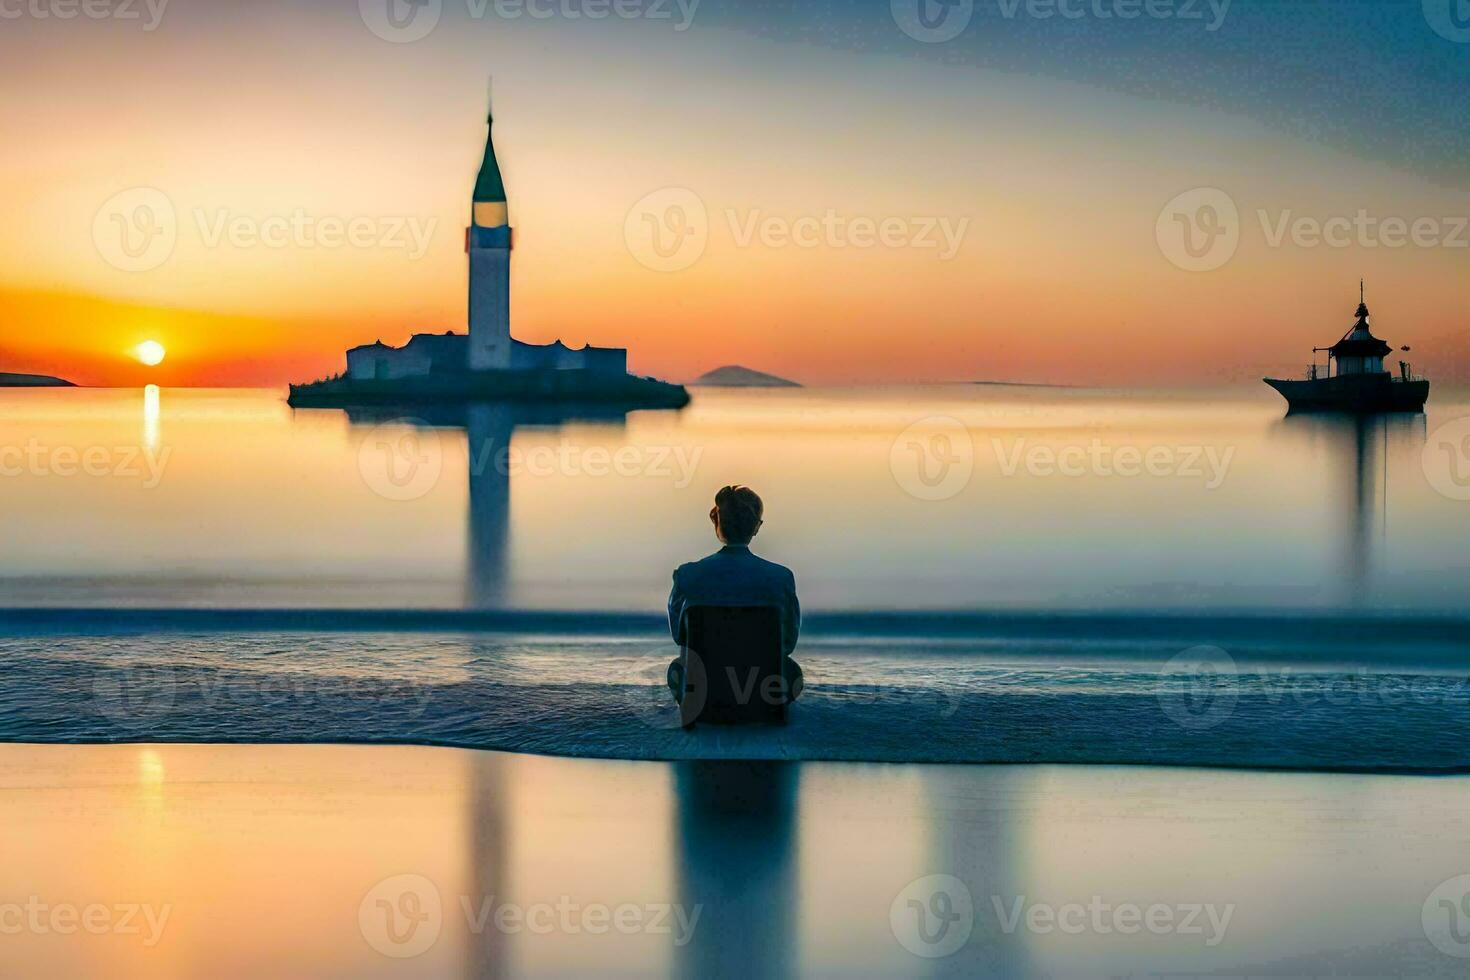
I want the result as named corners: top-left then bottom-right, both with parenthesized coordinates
top-left (468, 101), bottom-right (512, 371)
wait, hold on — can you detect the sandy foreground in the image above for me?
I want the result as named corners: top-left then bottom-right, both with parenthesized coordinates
top-left (1, 743), bottom-right (1467, 978)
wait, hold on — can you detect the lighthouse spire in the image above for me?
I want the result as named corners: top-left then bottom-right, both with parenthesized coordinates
top-left (472, 79), bottom-right (508, 228)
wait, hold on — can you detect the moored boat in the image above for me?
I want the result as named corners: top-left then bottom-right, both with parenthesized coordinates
top-left (1264, 284), bottom-right (1428, 414)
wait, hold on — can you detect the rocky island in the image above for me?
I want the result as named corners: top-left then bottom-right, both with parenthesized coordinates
top-left (690, 365), bottom-right (801, 388)
top-left (0, 372), bottom-right (74, 387)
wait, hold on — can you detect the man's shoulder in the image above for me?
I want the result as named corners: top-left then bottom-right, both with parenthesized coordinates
top-left (672, 552), bottom-right (718, 587)
top-left (674, 551), bottom-right (718, 576)
top-left (729, 550), bottom-right (797, 591)
top-left (749, 553), bottom-right (796, 583)
top-left (674, 548), bottom-right (795, 586)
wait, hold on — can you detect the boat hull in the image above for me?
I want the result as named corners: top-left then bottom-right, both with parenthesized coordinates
top-left (1263, 375), bottom-right (1428, 414)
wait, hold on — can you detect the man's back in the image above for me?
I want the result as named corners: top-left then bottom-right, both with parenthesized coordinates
top-left (668, 544), bottom-right (800, 656)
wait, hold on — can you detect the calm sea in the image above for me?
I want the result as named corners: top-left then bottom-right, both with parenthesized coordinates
top-left (2, 384), bottom-right (1467, 612)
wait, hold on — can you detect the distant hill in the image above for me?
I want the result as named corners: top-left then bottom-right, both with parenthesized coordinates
top-left (691, 365), bottom-right (801, 388)
top-left (0, 372), bottom-right (74, 387)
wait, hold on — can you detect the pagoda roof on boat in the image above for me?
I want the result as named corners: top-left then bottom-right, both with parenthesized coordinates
top-left (1324, 281), bottom-right (1393, 358)
top-left (1327, 336), bottom-right (1392, 358)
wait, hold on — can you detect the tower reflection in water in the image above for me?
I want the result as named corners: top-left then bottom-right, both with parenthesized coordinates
top-left (1273, 411), bottom-right (1426, 606)
top-left (673, 761), bottom-right (799, 980)
top-left (343, 401), bottom-right (631, 608)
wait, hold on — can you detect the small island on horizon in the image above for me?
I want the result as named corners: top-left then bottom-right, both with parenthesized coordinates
top-left (690, 365), bottom-right (801, 388)
top-left (971, 380), bottom-right (1075, 389)
top-left (0, 372), bottom-right (74, 388)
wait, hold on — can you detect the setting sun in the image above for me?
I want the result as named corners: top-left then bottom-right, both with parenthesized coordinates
top-left (135, 341), bottom-right (167, 367)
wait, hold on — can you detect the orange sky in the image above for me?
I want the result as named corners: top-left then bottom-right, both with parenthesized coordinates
top-left (2, 10), bottom-right (1466, 388)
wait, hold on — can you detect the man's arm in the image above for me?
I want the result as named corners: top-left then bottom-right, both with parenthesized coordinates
top-left (781, 571), bottom-right (801, 657)
top-left (667, 567), bottom-right (687, 647)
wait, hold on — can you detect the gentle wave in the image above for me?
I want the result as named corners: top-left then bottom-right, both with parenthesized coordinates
top-left (1, 626), bottom-right (1468, 771)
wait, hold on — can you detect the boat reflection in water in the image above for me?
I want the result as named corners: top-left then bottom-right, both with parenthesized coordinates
top-left (1272, 411), bottom-right (1426, 606)
top-left (342, 402), bottom-right (632, 609)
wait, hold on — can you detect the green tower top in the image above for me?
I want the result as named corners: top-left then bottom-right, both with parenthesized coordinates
top-left (473, 107), bottom-right (507, 205)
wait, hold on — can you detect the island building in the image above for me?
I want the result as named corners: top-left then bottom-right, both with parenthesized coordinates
top-left (344, 104), bottom-right (627, 383)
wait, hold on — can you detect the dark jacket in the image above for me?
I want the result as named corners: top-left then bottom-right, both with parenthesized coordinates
top-left (667, 544), bottom-right (801, 656)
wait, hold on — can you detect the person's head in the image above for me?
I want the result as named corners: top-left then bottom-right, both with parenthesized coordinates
top-left (710, 485), bottom-right (764, 546)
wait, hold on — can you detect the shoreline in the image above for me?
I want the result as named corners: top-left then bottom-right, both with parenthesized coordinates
top-left (5, 605), bottom-right (1468, 637)
top-left (3, 736), bottom-right (1469, 777)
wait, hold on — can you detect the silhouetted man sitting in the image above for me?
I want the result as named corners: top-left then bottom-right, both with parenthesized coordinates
top-left (667, 485), bottom-right (803, 702)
